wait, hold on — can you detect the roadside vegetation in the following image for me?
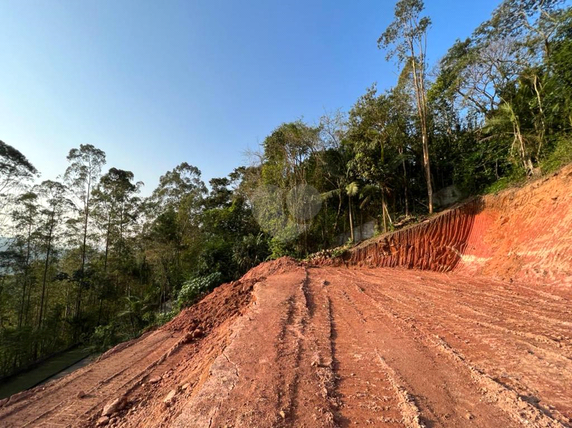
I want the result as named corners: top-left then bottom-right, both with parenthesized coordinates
top-left (1, 0), bottom-right (571, 379)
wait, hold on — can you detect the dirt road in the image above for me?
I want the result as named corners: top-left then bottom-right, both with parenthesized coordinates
top-left (1, 260), bottom-right (570, 427)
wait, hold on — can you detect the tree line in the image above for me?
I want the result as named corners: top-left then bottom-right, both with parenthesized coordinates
top-left (1, 0), bottom-right (571, 379)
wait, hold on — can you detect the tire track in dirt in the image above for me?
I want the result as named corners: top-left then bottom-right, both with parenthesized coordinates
top-left (351, 269), bottom-right (572, 368)
top-left (310, 269), bottom-right (432, 427)
top-left (335, 267), bottom-right (572, 423)
top-left (354, 269), bottom-right (572, 332)
top-left (170, 266), bottom-right (339, 428)
top-left (329, 267), bottom-right (570, 426)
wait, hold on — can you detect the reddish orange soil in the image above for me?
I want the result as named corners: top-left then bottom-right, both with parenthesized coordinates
top-left (1, 167), bottom-right (571, 428)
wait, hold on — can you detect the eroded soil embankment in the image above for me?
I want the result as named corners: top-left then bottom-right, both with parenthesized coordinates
top-left (341, 165), bottom-right (572, 285)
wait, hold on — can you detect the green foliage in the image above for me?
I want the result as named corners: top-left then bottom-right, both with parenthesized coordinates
top-left (268, 237), bottom-right (297, 260)
top-left (90, 323), bottom-right (121, 352)
top-left (177, 272), bottom-right (222, 309)
top-left (153, 309), bottom-right (179, 328)
top-left (541, 137), bottom-right (572, 173)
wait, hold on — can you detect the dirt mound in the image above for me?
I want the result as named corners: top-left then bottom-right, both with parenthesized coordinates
top-left (240, 256), bottom-right (300, 281)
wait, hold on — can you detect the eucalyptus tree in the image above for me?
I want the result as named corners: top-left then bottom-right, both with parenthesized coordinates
top-left (64, 144), bottom-right (106, 322)
top-left (389, 66), bottom-right (417, 216)
top-left (379, 0), bottom-right (433, 213)
top-left (146, 163), bottom-right (207, 310)
top-left (10, 191), bottom-right (40, 327)
top-left (261, 121), bottom-right (323, 189)
top-left (92, 168), bottom-right (142, 273)
top-left (0, 141), bottom-right (38, 228)
top-left (35, 180), bottom-right (71, 329)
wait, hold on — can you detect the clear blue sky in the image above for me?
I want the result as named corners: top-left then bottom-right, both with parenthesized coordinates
top-left (0, 0), bottom-right (500, 195)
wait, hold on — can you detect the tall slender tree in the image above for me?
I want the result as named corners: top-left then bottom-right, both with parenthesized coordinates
top-left (379, 0), bottom-right (433, 212)
top-left (35, 180), bottom-right (69, 329)
top-left (64, 144), bottom-right (106, 323)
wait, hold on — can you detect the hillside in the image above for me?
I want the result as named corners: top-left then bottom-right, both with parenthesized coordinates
top-left (0, 167), bottom-right (571, 427)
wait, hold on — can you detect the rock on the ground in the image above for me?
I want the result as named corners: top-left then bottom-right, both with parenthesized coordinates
top-left (97, 415), bottom-right (110, 426)
top-left (163, 389), bottom-right (177, 407)
top-left (102, 396), bottom-right (126, 416)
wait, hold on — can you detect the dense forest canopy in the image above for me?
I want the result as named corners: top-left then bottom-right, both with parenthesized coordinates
top-left (1, 0), bottom-right (571, 379)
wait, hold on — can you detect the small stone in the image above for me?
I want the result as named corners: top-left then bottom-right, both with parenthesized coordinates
top-left (181, 383), bottom-right (190, 391)
top-left (102, 397), bottom-right (126, 416)
top-left (279, 410), bottom-right (286, 419)
top-left (77, 390), bottom-right (86, 399)
top-left (465, 412), bottom-right (474, 420)
top-left (97, 416), bottom-right (110, 426)
top-left (192, 328), bottom-right (203, 339)
top-left (163, 390), bottom-right (177, 407)
top-left (149, 376), bottom-right (161, 384)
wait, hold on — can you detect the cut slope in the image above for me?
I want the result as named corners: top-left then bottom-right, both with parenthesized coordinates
top-left (339, 165), bottom-right (572, 285)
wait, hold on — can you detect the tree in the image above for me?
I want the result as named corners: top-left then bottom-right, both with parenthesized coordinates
top-left (35, 180), bottom-right (70, 329)
top-left (389, 67), bottom-right (417, 217)
top-left (148, 162), bottom-right (206, 212)
top-left (346, 86), bottom-right (400, 232)
top-left (261, 121), bottom-right (323, 189)
top-left (92, 168), bottom-right (142, 272)
top-left (0, 141), bottom-right (38, 227)
top-left (64, 144), bottom-right (106, 323)
top-left (379, 0), bottom-right (434, 213)
top-left (145, 163), bottom-right (206, 311)
top-left (10, 192), bottom-right (39, 327)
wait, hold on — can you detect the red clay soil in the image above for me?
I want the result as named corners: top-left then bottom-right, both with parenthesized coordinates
top-left (1, 167), bottom-right (572, 428)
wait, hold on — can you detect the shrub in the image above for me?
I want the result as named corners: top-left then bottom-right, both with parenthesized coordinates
top-left (90, 323), bottom-right (121, 352)
top-left (177, 272), bottom-right (222, 309)
top-left (541, 137), bottom-right (572, 174)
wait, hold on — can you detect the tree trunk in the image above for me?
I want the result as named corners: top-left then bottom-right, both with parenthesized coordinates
top-left (104, 212), bottom-right (111, 272)
top-left (532, 73), bottom-right (546, 159)
top-left (400, 148), bottom-right (410, 217)
top-left (409, 45), bottom-right (433, 214)
top-left (348, 196), bottom-right (354, 243)
top-left (38, 212), bottom-right (55, 328)
top-left (75, 191), bottom-right (90, 322)
top-left (18, 223), bottom-right (32, 328)
top-left (382, 193), bottom-right (388, 233)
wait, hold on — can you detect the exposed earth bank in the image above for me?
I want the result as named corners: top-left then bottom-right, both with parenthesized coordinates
top-left (1, 167), bottom-right (571, 428)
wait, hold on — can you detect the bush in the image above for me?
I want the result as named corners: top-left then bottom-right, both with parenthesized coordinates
top-left (541, 137), bottom-right (572, 174)
top-left (177, 272), bottom-right (222, 309)
top-left (153, 309), bottom-right (179, 327)
top-left (90, 323), bottom-right (121, 352)
top-left (268, 237), bottom-right (297, 259)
